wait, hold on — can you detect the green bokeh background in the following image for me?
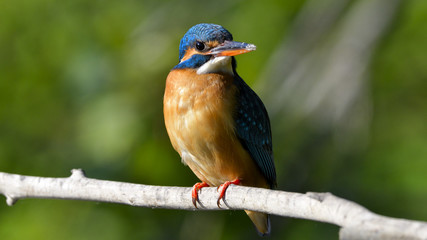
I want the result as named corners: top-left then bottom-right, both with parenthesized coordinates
top-left (1, 0), bottom-right (426, 239)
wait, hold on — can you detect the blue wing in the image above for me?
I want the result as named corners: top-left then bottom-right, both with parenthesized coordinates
top-left (233, 74), bottom-right (277, 188)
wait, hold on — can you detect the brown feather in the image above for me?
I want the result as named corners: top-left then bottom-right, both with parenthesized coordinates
top-left (164, 68), bottom-right (270, 235)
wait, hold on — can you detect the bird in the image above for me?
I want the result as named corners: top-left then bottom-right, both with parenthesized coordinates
top-left (163, 23), bottom-right (276, 236)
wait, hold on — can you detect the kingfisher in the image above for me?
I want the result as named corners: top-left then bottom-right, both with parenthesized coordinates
top-left (163, 23), bottom-right (276, 236)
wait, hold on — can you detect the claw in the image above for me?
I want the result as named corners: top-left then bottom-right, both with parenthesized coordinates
top-left (192, 182), bottom-right (209, 208)
top-left (217, 179), bottom-right (241, 207)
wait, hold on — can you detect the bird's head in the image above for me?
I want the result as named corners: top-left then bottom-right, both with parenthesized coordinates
top-left (174, 23), bottom-right (256, 74)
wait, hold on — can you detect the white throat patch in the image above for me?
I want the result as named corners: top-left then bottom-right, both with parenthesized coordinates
top-left (197, 56), bottom-right (233, 75)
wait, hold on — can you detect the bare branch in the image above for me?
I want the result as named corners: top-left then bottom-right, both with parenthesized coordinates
top-left (0, 170), bottom-right (426, 239)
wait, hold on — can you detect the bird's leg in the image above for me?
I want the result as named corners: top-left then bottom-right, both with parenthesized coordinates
top-left (192, 182), bottom-right (209, 208)
top-left (217, 179), bottom-right (241, 207)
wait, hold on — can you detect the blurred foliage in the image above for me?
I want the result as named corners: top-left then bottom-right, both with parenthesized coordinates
top-left (0, 0), bottom-right (426, 239)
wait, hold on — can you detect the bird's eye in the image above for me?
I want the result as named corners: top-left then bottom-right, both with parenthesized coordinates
top-left (195, 41), bottom-right (206, 51)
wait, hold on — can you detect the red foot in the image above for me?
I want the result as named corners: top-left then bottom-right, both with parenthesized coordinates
top-left (192, 182), bottom-right (209, 208)
top-left (217, 179), bottom-right (241, 207)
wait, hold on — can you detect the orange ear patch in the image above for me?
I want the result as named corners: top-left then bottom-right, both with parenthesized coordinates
top-left (180, 48), bottom-right (199, 62)
top-left (180, 41), bottom-right (221, 62)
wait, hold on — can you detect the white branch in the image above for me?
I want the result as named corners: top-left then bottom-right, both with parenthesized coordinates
top-left (0, 170), bottom-right (426, 239)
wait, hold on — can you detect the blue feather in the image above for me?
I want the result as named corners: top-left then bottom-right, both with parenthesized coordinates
top-left (173, 54), bottom-right (211, 69)
top-left (178, 23), bottom-right (233, 62)
top-left (233, 73), bottom-right (277, 188)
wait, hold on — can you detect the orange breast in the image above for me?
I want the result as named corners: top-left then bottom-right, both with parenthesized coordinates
top-left (163, 69), bottom-right (268, 188)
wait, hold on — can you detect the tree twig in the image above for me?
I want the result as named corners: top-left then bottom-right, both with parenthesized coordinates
top-left (0, 169), bottom-right (426, 239)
